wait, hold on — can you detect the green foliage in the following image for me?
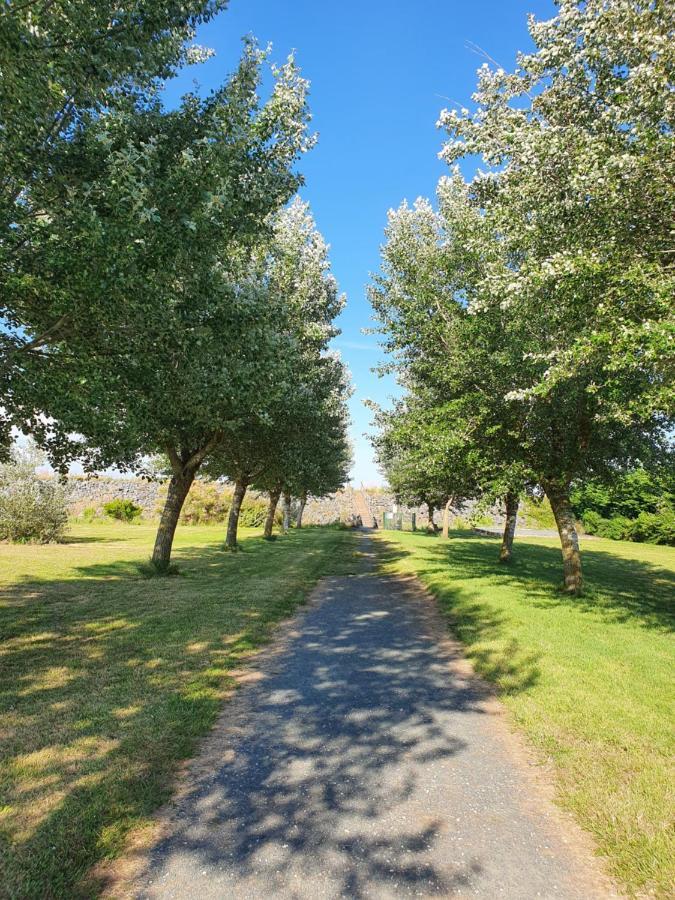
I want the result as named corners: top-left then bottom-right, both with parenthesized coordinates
top-left (630, 509), bottom-right (675, 546)
top-left (238, 497), bottom-right (272, 528)
top-left (571, 468), bottom-right (673, 519)
top-left (583, 508), bottom-right (675, 546)
top-left (103, 499), bottom-right (142, 522)
top-left (0, 461), bottom-right (67, 543)
top-left (522, 497), bottom-right (557, 530)
top-left (156, 480), bottom-right (231, 525)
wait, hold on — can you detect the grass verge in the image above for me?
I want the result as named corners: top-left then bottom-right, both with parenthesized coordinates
top-left (0, 522), bottom-right (356, 898)
top-left (374, 529), bottom-right (674, 899)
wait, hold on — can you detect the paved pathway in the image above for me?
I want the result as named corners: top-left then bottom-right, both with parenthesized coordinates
top-left (136, 535), bottom-right (614, 899)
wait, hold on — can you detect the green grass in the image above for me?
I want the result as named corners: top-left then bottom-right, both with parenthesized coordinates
top-left (375, 529), bottom-right (674, 898)
top-left (0, 521), bottom-right (356, 898)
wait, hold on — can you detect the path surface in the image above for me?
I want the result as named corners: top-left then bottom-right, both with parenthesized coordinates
top-left (136, 534), bottom-right (614, 899)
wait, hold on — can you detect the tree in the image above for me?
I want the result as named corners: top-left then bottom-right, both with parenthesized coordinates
top-left (370, 183), bottom-right (530, 558)
top-left (373, 0), bottom-right (674, 592)
top-left (0, 0), bottom-right (228, 449)
top-left (9, 45), bottom-right (313, 570)
top-left (206, 201), bottom-right (350, 548)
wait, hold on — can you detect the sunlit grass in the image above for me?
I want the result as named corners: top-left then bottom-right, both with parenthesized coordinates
top-left (0, 521), bottom-right (356, 898)
top-left (375, 529), bottom-right (675, 899)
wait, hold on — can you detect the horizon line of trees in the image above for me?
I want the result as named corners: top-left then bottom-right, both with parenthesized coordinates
top-left (370, 0), bottom-right (674, 594)
top-left (0, 0), bottom-right (352, 569)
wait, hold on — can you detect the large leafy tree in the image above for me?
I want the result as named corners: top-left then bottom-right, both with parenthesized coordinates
top-left (373, 0), bottom-right (674, 592)
top-left (207, 201), bottom-right (350, 548)
top-left (0, 0), bottom-right (228, 413)
top-left (10, 45), bottom-right (314, 569)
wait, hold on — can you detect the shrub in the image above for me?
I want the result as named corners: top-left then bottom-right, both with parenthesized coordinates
top-left (155, 480), bottom-right (231, 525)
top-left (180, 481), bottom-right (230, 525)
top-left (103, 499), bottom-right (142, 522)
top-left (595, 515), bottom-right (633, 542)
top-left (523, 496), bottom-right (557, 529)
top-left (630, 508), bottom-right (675, 546)
top-left (581, 510), bottom-right (603, 535)
top-left (0, 465), bottom-right (68, 543)
top-left (81, 506), bottom-right (100, 522)
top-left (238, 497), bottom-right (271, 528)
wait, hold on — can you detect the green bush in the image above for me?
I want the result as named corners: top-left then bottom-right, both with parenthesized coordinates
top-left (581, 510), bottom-right (603, 535)
top-left (238, 497), bottom-right (271, 528)
top-left (155, 480), bottom-right (231, 525)
top-left (595, 515), bottom-right (633, 541)
top-left (0, 466), bottom-right (68, 543)
top-left (180, 481), bottom-right (230, 525)
top-left (103, 499), bottom-right (142, 522)
top-left (630, 508), bottom-right (675, 546)
top-left (523, 496), bottom-right (557, 529)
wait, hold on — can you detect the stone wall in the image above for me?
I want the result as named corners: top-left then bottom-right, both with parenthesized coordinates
top-left (58, 476), bottom-right (516, 529)
top-left (61, 477), bottom-right (163, 514)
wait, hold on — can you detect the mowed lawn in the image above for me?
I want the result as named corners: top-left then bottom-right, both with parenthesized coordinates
top-left (375, 529), bottom-right (674, 898)
top-left (0, 521), bottom-right (356, 898)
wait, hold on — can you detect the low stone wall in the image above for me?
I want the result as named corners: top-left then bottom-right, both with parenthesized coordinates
top-left (61, 477), bottom-right (162, 514)
top-left (57, 477), bottom-right (519, 530)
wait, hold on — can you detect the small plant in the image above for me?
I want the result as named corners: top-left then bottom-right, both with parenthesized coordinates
top-left (81, 505), bottom-right (101, 523)
top-left (103, 498), bottom-right (142, 522)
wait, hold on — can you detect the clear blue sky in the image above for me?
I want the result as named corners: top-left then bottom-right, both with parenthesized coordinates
top-left (162, 0), bottom-right (557, 485)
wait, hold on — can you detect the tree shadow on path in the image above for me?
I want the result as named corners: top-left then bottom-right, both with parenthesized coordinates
top-left (140, 573), bottom-right (490, 898)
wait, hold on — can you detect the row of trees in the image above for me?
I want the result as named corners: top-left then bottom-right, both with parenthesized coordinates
top-left (371, 0), bottom-right (673, 593)
top-left (1, 1), bottom-right (351, 568)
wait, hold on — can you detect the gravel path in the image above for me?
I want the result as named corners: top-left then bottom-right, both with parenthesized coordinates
top-left (136, 534), bottom-right (615, 899)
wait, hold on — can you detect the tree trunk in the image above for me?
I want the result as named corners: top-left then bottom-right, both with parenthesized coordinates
top-left (282, 490), bottom-right (292, 533)
top-left (499, 491), bottom-right (519, 564)
top-left (225, 477), bottom-right (248, 551)
top-left (545, 482), bottom-right (583, 594)
top-left (426, 502), bottom-right (436, 533)
top-left (441, 497), bottom-right (453, 539)
top-left (296, 491), bottom-right (307, 529)
top-left (264, 485), bottom-right (282, 539)
top-left (152, 470), bottom-right (195, 569)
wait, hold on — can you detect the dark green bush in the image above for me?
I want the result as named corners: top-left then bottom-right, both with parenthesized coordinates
top-left (103, 499), bottom-right (142, 522)
top-left (595, 515), bottom-right (633, 541)
top-left (581, 510), bottom-right (602, 535)
top-left (630, 508), bottom-right (675, 546)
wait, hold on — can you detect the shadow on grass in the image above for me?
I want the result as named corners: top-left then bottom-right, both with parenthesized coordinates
top-left (0, 527), bottom-right (355, 897)
top-left (372, 531), bottom-right (542, 696)
top-left (383, 530), bottom-right (674, 632)
top-left (373, 529), bottom-right (673, 701)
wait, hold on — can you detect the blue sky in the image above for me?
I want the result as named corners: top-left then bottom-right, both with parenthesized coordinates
top-left (163, 0), bottom-right (557, 485)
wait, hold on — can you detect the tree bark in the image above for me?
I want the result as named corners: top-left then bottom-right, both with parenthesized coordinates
top-left (264, 485), bottom-right (282, 538)
top-left (545, 482), bottom-right (583, 594)
top-left (282, 490), bottom-right (292, 533)
top-left (441, 497), bottom-right (453, 539)
top-left (499, 491), bottom-right (519, 564)
top-left (152, 470), bottom-right (195, 569)
top-left (225, 477), bottom-right (249, 551)
top-left (426, 502), bottom-right (436, 533)
top-left (296, 491), bottom-right (307, 529)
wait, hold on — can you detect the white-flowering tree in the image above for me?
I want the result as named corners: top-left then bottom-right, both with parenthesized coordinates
top-left (206, 201), bottom-right (350, 548)
top-left (373, 0), bottom-right (673, 592)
